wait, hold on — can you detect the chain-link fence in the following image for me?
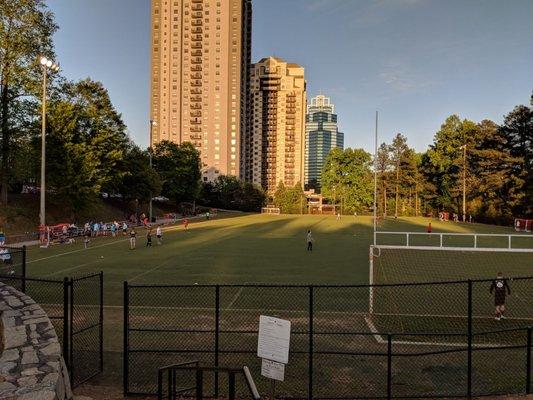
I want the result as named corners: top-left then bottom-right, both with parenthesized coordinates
top-left (0, 271), bottom-right (103, 388)
top-left (124, 278), bottom-right (533, 398)
top-left (0, 246), bottom-right (26, 291)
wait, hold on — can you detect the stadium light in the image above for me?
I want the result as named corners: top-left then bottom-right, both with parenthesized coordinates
top-left (148, 120), bottom-right (157, 224)
top-left (39, 56), bottom-right (60, 227)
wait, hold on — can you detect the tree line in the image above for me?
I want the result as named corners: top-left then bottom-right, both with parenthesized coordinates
top-left (0, 0), bottom-right (265, 219)
top-left (1, 1), bottom-right (530, 224)
top-left (319, 98), bottom-right (532, 224)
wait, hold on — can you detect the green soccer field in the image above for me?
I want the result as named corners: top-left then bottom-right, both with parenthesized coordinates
top-left (17, 213), bottom-right (533, 395)
top-left (24, 213), bottom-right (533, 307)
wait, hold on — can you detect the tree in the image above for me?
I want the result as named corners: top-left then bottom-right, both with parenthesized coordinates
top-left (0, 0), bottom-right (58, 204)
top-left (390, 133), bottom-right (409, 218)
top-left (153, 141), bottom-right (201, 205)
top-left (500, 104), bottom-right (533, 216)
top-left (200, 175), bottom-right (265, 212)
top-left (43, 79), bottom-right (129, 215)
top-left (375, 142), bottom-right (392, 216)
top-left (117, 146), bottom-right (162, 203)
top-left (321, 148), bottom-right (373, 213)
top-left (468, 120), bottom-right (524, 221)
top-left (423, 115), bottom-right (480, 214)
top-left (273, 182), bottom-right (305, 214)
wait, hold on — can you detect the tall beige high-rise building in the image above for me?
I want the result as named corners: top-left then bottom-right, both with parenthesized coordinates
top-left (244, 57), bottom-right (307, 193)
top-left (150, 0), bottom-right (252, 181)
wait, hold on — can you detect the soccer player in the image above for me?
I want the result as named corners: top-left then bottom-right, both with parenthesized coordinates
top-left (306, 230), bottom-right (314, 252)
top-left (156, 225), bottom-right (162, 245)
top-left (130, 228), bottom-right (137, 250)
top-left (184, 218), bottom-right (189, 231)
top-left (146, 229), bottom-right (152, 247)
top-left (427, 222), bottom-right (432, 233)
top-left (122, 222), bottom-right (128, 236)
top-left (489, 272), bottom-right (511, 320)
top-left (83, 232), bottom-right (90, 249)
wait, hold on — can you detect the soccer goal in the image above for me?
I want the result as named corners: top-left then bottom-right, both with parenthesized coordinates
top-left (261, 207), bottom-right (281, 215)
top-left (515, 218), bottom-right (533, 232)
top-left (367, 244), bottom-right (533, 346)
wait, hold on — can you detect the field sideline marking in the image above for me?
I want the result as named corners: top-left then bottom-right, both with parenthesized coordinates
top-left (44, 260), bottom-right (102, 277)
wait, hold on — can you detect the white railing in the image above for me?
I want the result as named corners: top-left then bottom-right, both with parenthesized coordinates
top-left (374, 231), bottom-right (533, 250)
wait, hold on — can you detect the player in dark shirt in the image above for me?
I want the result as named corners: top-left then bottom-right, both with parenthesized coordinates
top-left (489, 272), bottom-right (511, 321)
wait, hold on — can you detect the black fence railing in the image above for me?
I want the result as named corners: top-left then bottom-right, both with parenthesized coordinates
top-left (124, 278), bottom-right (533, 399)
top-left (157, 361), bottom-right (261, 400)
top-left (0, 271), bottom-right (104, 388)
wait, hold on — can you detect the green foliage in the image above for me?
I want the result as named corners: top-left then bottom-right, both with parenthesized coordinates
top-left (0, 0), bottom-right (58, 203)
top-left (273, 182), bottom-right (305, 214)
top-left (200, 175), bottom-right (266, 212)
top-left (116, 146), bottom-right (162, 203)
top-left (321, 147), bottom-right (373, 213)
top-left (153, 140), bottom-right (201, 205)
top-left (43, 79), bottom-right (129, 215)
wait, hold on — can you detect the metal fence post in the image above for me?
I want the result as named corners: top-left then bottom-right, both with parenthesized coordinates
top-left (69, 277), bottom-right (74, 382)
top-left (527, 327), bottom-right (532, 394)
top-left (196, 369), bottom-right (203, 400)
top-left (467, 280), bottom-right (473, 398)
top-left (387, 334), bottom-right (392, 400)
top-left (215, 285), bottom-right (220, 398)
top-left (309, 286), bottom-right (314, 400)
top-left (229, 371), bottom-right (236, 400)
top-left (62, 277), bottom-right (70, 370)
top-left (99, 271), bottom-right (104, 373)
top-left (21, 245), bottom-right (27, 293)
top-left (123, 281), bottom-right (129, 396)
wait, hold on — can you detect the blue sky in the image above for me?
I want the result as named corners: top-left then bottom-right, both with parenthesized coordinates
top-left (46, 0), bottom-right (533, 152)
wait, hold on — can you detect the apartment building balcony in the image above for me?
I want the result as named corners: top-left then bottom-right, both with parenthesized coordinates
top-left (191, 28), bottom-right (203, 34)
top-left (191, 57), bottom-right (203, 64)
top-left (191, 20), bottom-right (203, 26)
top-left (190, 118), bottom-right (201, 124)
top-left (192, 11), bottom-right (202, 18)
top-left (191, 0), bottom-right (203, 3)
top-left (190, 103), bottom-right (202, 109)
top-left (191, 4), bottom-right (203, 11)
top-left (191, 43), bottom-right (202, 49)
top-left (190, 134), bottom-right (203, 140)
top-left (190, 88), bottom-right (202, 95)
top-left (191, 50), bottom-right (202, 57)
top-left (191, 126), bottom-right (202, 133)
top-left (190, 72), bottom-right (202, 79)
top-left (190, 65), bottom-right (202, 71)
top-left (191, 80), bottom-right (202, 87)
top-left (191, 35), bottom-right (202, 41)
top-left (190, 110), bottom-right (202, 117)
top-left (190, 95), bottom-right (202, 101)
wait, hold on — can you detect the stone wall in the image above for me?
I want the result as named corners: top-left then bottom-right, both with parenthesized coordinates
top-left (0, 282), bottom-right (73, 400)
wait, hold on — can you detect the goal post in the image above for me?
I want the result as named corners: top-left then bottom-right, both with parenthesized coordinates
top-left (261, 207), bottom-right (281, 215)
top-left (515, 218), bottom-right (533, 232)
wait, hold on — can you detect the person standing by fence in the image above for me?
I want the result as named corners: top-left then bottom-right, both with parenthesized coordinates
top-left (490, 272), bottom-right (511, 321)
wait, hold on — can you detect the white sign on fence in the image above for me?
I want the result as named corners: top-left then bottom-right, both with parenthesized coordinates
top-left (261, 358), bottom-right (285, 381)
top-left (257, 315), bottom-right (291, 364)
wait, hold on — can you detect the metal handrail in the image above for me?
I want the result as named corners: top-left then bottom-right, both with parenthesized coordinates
top-left (157, 361), bottom-right (261, 400)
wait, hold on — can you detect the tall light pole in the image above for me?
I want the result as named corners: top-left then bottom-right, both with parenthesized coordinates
top-left (39, 56), bottom-right (60, 227)
top-left (460, 144), bottom-right (467, 222)
top-left (149, 120), bottom-right (157, 224)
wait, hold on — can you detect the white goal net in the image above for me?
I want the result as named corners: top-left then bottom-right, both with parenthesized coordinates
top-left (367, 244), bottom-right (533, 346)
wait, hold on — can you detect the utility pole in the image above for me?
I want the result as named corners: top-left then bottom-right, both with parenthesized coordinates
top-left (373, 111), bottom-right (378, 244)
top-left (149, 120), bottom-right (157, 224)
top-left (461, 144), bottom-right (467, 222)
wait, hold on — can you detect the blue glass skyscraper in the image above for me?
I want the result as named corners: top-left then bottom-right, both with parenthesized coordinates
top-left (305, 95), bottom-right (344, 191)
